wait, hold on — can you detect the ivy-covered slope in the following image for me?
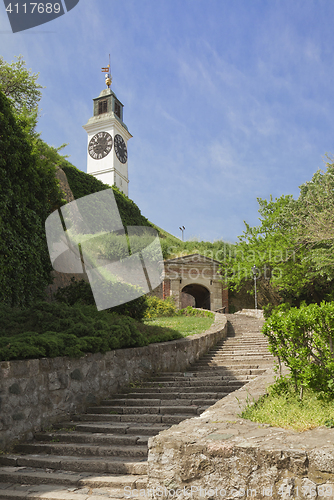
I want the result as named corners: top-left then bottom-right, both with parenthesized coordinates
top-left (0, 90), bottom-right (64, 308)
top-left (59, 161), bottom-right (153, 229)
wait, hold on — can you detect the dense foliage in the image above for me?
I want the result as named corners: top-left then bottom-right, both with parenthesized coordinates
top-left (0, 55), bottom-right (43, 115)
top-left (263, 301), bottom-right (334, 396)
top-left (0, 90), bottom-right (64, 308)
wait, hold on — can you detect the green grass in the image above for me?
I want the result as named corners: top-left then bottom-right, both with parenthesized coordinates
top-left (241, 377), bottom-right (334, 432)
top-left (143, 316), bottom-right (214, 339)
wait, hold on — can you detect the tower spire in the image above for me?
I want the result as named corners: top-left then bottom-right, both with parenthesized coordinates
top-left (101, 54), bottom-right (112, 88)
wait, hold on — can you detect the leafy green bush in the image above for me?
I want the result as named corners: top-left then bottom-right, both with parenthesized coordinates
top-left (262, 301), bottom-right (291, 319)
top-left (0, 301), bottom-right (147, 361)
top-left (262, 301), bottom-right (334, 395)
top-left (143, 296), bottom-right (177, 318)
top-left (178, 306), bottom-right (214, 318)
top-left (54, 278), bottom-right (148, 320)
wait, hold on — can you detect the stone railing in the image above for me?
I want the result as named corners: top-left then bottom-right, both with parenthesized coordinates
top-left (147, 366), bottom-right (334, 499)
top-left (0, 312), bottom-right (227, 450)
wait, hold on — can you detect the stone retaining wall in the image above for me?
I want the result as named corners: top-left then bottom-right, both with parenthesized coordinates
top-left (147, 366), bottom-right (334, 500)
top-left (0, 313), bottom-right (227, 451)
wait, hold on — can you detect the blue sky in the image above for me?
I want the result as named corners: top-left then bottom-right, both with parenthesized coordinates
top-left (1, 0), bottom-right (334, 243)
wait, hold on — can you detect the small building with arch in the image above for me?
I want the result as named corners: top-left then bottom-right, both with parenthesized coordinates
top-left (160, 254), bottom-right (228, 312)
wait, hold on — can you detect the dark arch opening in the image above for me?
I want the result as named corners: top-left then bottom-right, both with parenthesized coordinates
top-left (181, 284), bottom-right (211, 310)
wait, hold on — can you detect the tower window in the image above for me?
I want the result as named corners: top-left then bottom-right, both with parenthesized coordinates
top-left (98, 100), bottom-right (108, 114)
top-left (114, 101), bottom-right (121, 118)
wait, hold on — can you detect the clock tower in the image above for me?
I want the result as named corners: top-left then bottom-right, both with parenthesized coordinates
top-left (83, 63), bottom-right (132, 196)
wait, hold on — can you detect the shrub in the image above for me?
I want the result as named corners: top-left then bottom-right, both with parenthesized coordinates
top-left (143, 296), bottom-right (177, 318)
top-left (262, 301), bottom-right (334, 396)
top-left (178, 306), bottom-right (214, 318)
top-left (54, 277), bottom-right (148, 320)
top-left (0, 301), bottom-right (147, 361)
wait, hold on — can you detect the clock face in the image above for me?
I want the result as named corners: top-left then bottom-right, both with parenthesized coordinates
top-left (88, 132), bottom-right (113, 160)
top-left (114, 134), bottom-right (128, 164)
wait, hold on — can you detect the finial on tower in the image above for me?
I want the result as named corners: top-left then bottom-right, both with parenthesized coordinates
top-left (101, 54), bottom-right (112, 88)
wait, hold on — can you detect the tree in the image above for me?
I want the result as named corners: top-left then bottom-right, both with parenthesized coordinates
top-left (224, 160), bottom-right (334, 307)
top-left (0, 55), bottom-right (43, 114)
top-left (293, 158), bottom-right (334, 281)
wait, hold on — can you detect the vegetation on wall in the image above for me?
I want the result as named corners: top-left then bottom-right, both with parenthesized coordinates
top-left (0, 90), bottom-right (65, 308)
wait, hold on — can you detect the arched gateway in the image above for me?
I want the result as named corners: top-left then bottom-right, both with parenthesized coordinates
top-left (181, 284), bottom-right (211, 310)
top-left (155, 254), bottom-right (228, 312)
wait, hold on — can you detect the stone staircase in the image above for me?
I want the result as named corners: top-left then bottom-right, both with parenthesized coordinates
top-left (0, 313), bottom-right (273, 499)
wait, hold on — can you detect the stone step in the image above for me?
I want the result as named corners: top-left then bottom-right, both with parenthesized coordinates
top-left (101, 397), bottom-right (223, 406)
top-left (206, 347), bottom-right (270, 353)
top-left (0, 455), bottom-right (147, 475)
top-left (189, 367), bottom-right (267, 374)
top-left (0, 488), bottom-right (129, 500)
top-left (194, 358), bottom-right (273, 364)
top-left (86, 405), bottom-right (200, 415)
top-left (223, 353), bottom-right (272, 356)
top-left (77, 414), bottom-right (195, 424)
top-left (34, 432), bottom-right (150, 447)
top-left (194, 361), bottom-right (272, 367)
top-left (148, 371), bottom-right (261, 380)
top-left (201, 359), bottom-right (272, 365)
top-left (144, 374), bottom-right (258, 382)
top-left (14, 442), bottom-right (148, 458)
top-left (151, 365), bottom-right (269, 375)
top-left (210, 335), bottom-right (269, 351)
top-left (211, 342), bottom-right (268, 348)
top-left (112, 391), bottom-right (233, 398)
top-left (0, 466), bottom-right (147, 488)
top-left (53, 422), bottom-right (169, 435)
top-left (204, 354), bottom-right (271, 359)
top-left (121, 383), bottom-right (244, 392)
top-left (0, 484), bottom-right (127, 500)
top-left (138, 379), bottom-right (250, 387)
top-left (195, 359), bottom-right (273, 365)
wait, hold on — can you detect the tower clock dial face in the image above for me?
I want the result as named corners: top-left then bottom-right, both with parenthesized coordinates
top-left (88, 132), bottom-right (113, 160)
top-left (114, 134), bottom-right (128, 164)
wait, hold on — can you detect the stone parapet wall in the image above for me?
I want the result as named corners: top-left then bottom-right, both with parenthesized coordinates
top-left (0, 313), bottom-right (227, 451)
top-left (147, 366), bottom-right (334, 500)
